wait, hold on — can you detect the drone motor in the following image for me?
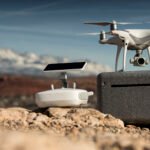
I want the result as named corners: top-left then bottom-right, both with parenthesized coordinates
top-left (100, 31), bottom-right (106, 40)
top-left (110, 20), bottom-right (117, 30)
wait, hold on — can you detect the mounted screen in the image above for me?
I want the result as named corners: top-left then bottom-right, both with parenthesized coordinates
top-left (44, 62), bottom-right (87, 72)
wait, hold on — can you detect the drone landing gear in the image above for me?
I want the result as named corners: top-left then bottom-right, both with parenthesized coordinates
top-left (147, 46), bottom-right (150, 62)
top-left (115, 46), bottom-right (122, 72)
top-left (123, 41), bottom-right (128, 71)
top-left (115, 41), bottom-right (128, 72)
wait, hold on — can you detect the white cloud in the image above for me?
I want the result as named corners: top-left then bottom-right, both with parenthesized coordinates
top-left (0, 2), bottom-right (59, 18)
top-left (0, 48), bottom-right (112, 76)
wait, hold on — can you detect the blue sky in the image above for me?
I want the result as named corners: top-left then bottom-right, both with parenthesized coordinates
top-left (0, 0), bottom-right (149, 70)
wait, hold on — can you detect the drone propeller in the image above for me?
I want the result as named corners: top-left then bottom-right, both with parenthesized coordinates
top-left (84, 20), bottom-right (142, 31)
top-left (84, 20), bottom-right (141, 26)
top-left (84, 22), bottom-right (113, 26)
top-left (81, 32), bottom-right (100, 36)
top-left (116, 21), bottom-right (141, 25)
top-left (82, 31), bottom-right (110, 36)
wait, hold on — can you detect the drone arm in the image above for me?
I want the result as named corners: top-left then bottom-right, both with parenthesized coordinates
top-left (147, 46), bottom-right (150, 62)
top-left (115, 46), bottom-right (122, 71)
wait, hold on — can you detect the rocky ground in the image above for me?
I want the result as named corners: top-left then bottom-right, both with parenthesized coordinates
top-left (0, 107), bottom-right (150, 150)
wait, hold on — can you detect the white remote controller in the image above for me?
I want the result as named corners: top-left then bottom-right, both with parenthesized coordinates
top-left (36, 88), bottom-right (93, 107)
top-left (35, 62), bottom-right (94, 108)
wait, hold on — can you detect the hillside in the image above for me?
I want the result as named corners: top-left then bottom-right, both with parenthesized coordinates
top-left (0, 74), bottom-right (96, 96)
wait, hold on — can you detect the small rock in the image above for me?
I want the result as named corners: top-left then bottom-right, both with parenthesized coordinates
top-left (47, 108), bottom-right (70, 117)
top-left (26, 112), bottom-right (37, 123)
top-left (0, 107), bottom-right (29, 120)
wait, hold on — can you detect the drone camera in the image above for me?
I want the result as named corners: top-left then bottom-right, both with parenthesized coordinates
top-left (130, 57), bottom-right (149, 66)
top-left (137, 58), bottom-right (145, 65)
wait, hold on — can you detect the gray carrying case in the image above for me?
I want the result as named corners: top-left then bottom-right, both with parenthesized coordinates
top-left (97, 71), bottom-right (150, 125)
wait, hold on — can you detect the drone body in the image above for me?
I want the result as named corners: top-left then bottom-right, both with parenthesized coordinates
top-left (85, 21), bottom-right (150, 71)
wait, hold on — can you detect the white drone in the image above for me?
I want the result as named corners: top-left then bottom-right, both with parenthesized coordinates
top-left (85, 20), bottom-right (150, 71)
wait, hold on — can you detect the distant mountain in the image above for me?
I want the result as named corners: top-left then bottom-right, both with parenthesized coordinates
top-left (0, 49), bottom-right (112, 76)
